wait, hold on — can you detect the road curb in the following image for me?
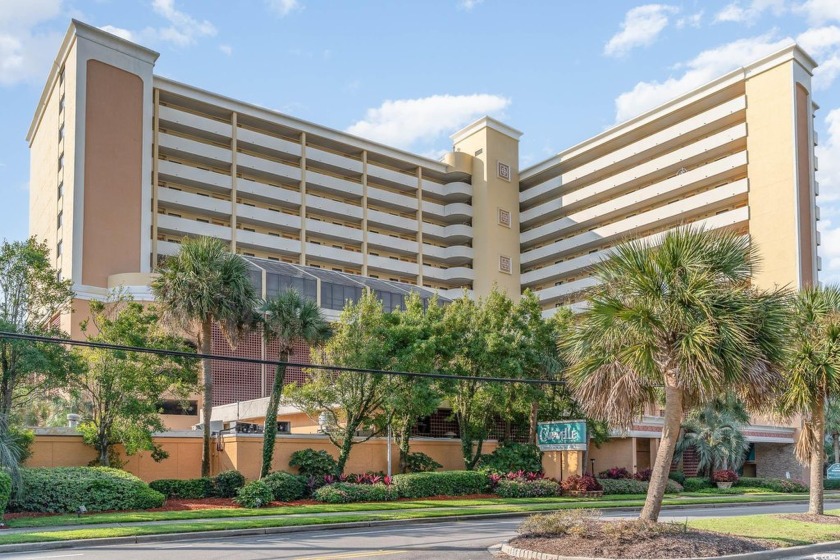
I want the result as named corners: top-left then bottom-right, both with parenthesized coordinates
top-left (0, 498), bottom-right (834, 555)
top-left (498, 539), bottom-right (840, 560)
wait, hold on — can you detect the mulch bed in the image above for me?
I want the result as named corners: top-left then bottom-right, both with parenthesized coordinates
top-left (779, 513), bottom-right (840, 524)
top-left (509, 530), bottom-right (772, 559)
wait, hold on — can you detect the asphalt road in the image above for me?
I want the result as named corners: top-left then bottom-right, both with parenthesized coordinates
top-left (2, 502), bottom-right (831, 560)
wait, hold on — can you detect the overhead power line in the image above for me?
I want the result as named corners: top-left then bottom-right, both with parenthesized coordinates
top-left (0, 331), bottom-right (565, 387)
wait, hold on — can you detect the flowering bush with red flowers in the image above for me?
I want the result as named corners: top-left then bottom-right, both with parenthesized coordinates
top-left (633, 468), bottom-right (653, 482)
top-left (560, 474), bottom-right (603, 492)
top-left (713, 470), bottom-right (739, 483)
top-left (599, 467), bottom-right (632, 480)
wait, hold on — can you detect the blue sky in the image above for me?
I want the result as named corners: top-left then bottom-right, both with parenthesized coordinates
top-left (2, 0), bottom-right (840, 280)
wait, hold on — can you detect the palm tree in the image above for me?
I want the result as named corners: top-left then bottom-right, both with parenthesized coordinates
top-left (565, 227), bottom-right (788, 522)
top-left (260, 289), bottom-right (330, 478)
top-left (675, 398), bottom-right (750, 483)
top-left (779, 286), bottom-right (840, 515)
top-left (152, 237), bottom-right (257, 477)
top-left (825, 396), bottom-right (840, 465)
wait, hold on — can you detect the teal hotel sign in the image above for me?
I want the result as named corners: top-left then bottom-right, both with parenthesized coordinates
top-left (536, 420), bottom-right (588, 451)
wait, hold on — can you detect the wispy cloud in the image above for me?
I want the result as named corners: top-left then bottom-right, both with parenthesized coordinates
top-left (151, 0), bottom-right (216, 46)
top-left (796, 0), bottom-right (840, 25)
top-left (458, 0), bottom-right (484, 11)
top-left (715, 0), bottom-right (787, 25)
top-left (604, 4), bottom-right (679, 58)
top-left (219, 43), bottom-right (232, 56)
top-left (100, 25), bottom-right (134, 41)
top-left (346, 94), bottom-right (510, 150)
top-left (613, 33), bottom-right (792, 122)
top-left (266, 0), bottom-right (302, 17)
top-left (0, 0), bottom-right (63, 86)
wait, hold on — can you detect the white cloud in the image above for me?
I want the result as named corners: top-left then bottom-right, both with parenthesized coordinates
top-left (266, 0), bottom-right (302, 17)
top-left (458, 0), bottom-right (484, 11)
top-left (219, 43), bottom-right (232, 56)
top-left (151, 0), bottom-right (216, 46)
top-left (816, 109), bottom-right (840, 283)
top-left (346, 94), bottom-right (510, 150)
top-left (100, 25), bottom-right (134, 42)
top-left (0, 0), bottom-right (63, 86)
top-left (797, 26), bottom-right (840, 90)
top-left (797, 0), bottom-right (840, 25)
top-left (614, 33), bottom-right (792, 122)
top-left (676, 11), bottom-right (704, 29)
top-left (604, 4), bottom-right (679, 58)
top-left (715, 0), bottom-right (787, 24)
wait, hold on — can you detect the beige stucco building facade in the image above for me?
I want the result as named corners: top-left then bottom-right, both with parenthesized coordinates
top-left (25, 21), bottom-right (820, 478)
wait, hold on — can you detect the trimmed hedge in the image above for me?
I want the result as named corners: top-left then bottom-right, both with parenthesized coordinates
top-left (289, 449), bottom-right (338, 478)
top-left (825, 479), bottom-right (840, 490)
top-left (263, 471), bottom-right (308, 502)
top-left (0, 471), bottom-right (11, 514)
top-left (10, 467), bottom-right (164, 513)
top-left (313, 482), bottom-right (397, 504)
top-left (494, 479), bottom-right (560, 498)
top-left (149, 477), bottom-right (214, 499)
top-left (683, 477), bottom-right (714, 492)
top-left (668, 471), bottom-right (686, 485)
top-left (235, 480), bottom-right (273, 508)
top-left (597, 478), bottom-right (683, 495)
top-left (214, 470), bottom-right (246, 498)
top-left (391, 471), bottom-right (489, 499)
top-left (735, 477), bottom-right (807, 493)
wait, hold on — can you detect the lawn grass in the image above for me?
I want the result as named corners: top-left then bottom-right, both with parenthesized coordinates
top-left (4, 492), bottom-right (807, 529)
top-left (689, 509), bottom-right (840, 547)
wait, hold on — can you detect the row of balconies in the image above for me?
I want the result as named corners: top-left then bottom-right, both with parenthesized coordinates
top-left (521, 124), bottom-right (748, 225)
top-left (520, 152), bottom-right (748, 247)
top-left (520, 95), bottom-right (747, 207)
top-left (521, 179), bottom-right (749, 267)
top-left (531, 206), bottom-right (751, 306)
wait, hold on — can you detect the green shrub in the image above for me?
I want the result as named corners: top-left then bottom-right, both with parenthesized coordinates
top-left (213, 470), bottom-right (245, 498)
top-left (289, 449), bottom-right (338, 478)
top-left (734, 477), bottom-right (806, 493)
top-left (0, 471), bottom-right (11, 514)
top-left (263, 471), bottom-right (308, 502)
top-left (10, 427), bottom-right (34, 464)
top-left (494, 479), bottom-right (560, 498)
top-left (391, 471), bottom-right (489, 498)
top-left (597, 478), bottom-right (682, 495)
top-left (10, 467), bottom-right (165, 513)
top-left (683, 477), bottom-right (714, 492)
top-left (403, 452), bottom-right (442, 473)
top-left (234, 480), bottom-right (274, 508)
top-left (668, 471), bottom-right (686, 485)
top-left (478, 443), bottom-right (542, 474)
top-left (149, 478), bottom-right (214, 499)
top-left (691, 487), bottom-right (745, 495)
top-left (313, 482), bottom-right (397, 504)
top-left (825, 479), bottom-right (840, 490)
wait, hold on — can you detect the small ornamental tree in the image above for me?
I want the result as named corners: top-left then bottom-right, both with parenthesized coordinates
top-left (259, 289), bottom-right (329, 478)
top-left (74, 292), bottom-right (198, 467)
top-left (566, 227), bottom-right (788, 522)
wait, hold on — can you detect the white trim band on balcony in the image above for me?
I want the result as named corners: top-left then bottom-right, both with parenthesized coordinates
top-left (422, 223), bottom-right (473, 242)
top-left (158, 132), bottom-right (232, 166)
top-left (422, 265), bottom-right (474, 283)
top-left (237, 204), bottom-right (301, 231)
top-left (305, 243), bottom-right (364, 266)
top-left (158, 187), bottom-right (231, 217)
top-left (367, 186), bottom-right (418, 212)
top-left (158, 159), bottom-right (232, 191)
top-left (237, 229), bottom-right (300, 254)
top-left (157, 214), bottom-right (232, 240)
top-left (306, 195), bottom-right (363, 220)
top-left (367, 254), bottom-right (420, 276)
top-left (237, 127), bottom-right (302, 159)
top-left (305, 218), bottom-right (363, 243)
top-left (158, 105), bottom-right (232, 138)
top-left (237, 177), bottom-right (302, 207)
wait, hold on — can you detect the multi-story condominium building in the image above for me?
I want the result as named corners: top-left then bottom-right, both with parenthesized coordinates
top-left (26, 21), bottom-right (819, 478)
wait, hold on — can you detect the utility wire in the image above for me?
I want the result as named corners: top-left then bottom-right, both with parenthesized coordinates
top-left (0, 331), bottom-right (565, 386)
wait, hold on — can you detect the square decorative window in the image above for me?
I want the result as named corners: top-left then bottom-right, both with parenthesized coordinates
top-left (497, 161), bottom-right (512, 182)
top-left (498, 208), bottom-right (511, 228)
top-left (499, 255), bottom-right (512, 274)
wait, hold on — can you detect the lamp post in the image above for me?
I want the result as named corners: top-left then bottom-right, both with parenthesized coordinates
top-left (386, 425), bottom-right (392, 477)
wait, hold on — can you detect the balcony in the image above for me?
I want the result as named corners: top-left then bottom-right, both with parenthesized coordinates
top-left (367, 163), bottom-right (417, 190)
top-left (158, 132), bottom-right (231, 167)
top-left (237, 127), bottom-right (302, 159)
top-left (423, 223), bottom-right (472, 243)
top-left (306, 195), bottom-right (363, 221)
top-left (422, 244), bottom-right (473, 264)
top-left (236, 177), bottom-right (302, 207)
top-left (306, 170), bottom-right (363, 198)
top-left (368, 254), bottom-right (419, 276)
top-left (367, 186), bottom-right (418, 213)
top-left (305, 218), bottom-right (363, 244)
top-left (422, 265), bottom-right (474, 284)
top-left (366, 209), bottom-right (418, 234)
top-left (237, 204), bottom-right (301, 231)
top-left (534, 277), bottom-right (600, 306)
top-left (236, 229), bottom-right (299, 255)
top-left (158, 105), bottom-right (232, 138)
top-left (367, 232), bottom-right (417, 255)
top-left (158, 187), bottom-right (230, 218)
top-left (306, 146), bottom-right (363, 175)
top-left (158, 159), bottom-right (231, 192)
top-left (421, 201), bottom-right (472, 222)
top-left (237, 152), bottom-right (302, 184)
top-left (305, 243), bottom-right (364, 266)
top-left (157, 214), bottom-right (232, 240)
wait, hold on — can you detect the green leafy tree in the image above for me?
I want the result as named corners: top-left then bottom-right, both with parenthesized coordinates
top-left (565, 227), bottom-right (788, 522)
top-left (779, 286), bottom-right (840, 515)
top-left (151, 237), bottom-right (257, 477)
top-left (74, 293), bottom-right (198, 467)
top-left (439, 289), bottom-right (521, 470)
top-left (675, 396), bottom-right (750, 483)
top-left (284, 290), bottom-right (390, 474)
top-left (0, 238), bottom-right (75, 418)
top-left (259, 289), bottom-right (329, 478)
top-left (381, 293), bottom-right (443, 473)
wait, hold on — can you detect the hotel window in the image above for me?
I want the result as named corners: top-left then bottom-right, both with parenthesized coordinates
top-left (57, 182), bottom-right (63, 200)
top-left (57, 211), bottom-right (62, 229)
top-left (58, 125), bottom-right (64, 141)
top-left (58, 155), bottom-right (64, 171)
top-left (56, 241), bottom-right (62, 257)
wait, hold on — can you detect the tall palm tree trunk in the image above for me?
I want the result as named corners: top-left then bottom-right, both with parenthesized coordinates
top-left (261, 356), bottom-right (288, 478)
top-left (529, 401), bottom-right (539, 445)
top-left (200, 320), bottom-right (213, 478)
top-left (640, 375), bottom-right (683, 522)
top-left (810, 395), bottom-right (826, 515)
